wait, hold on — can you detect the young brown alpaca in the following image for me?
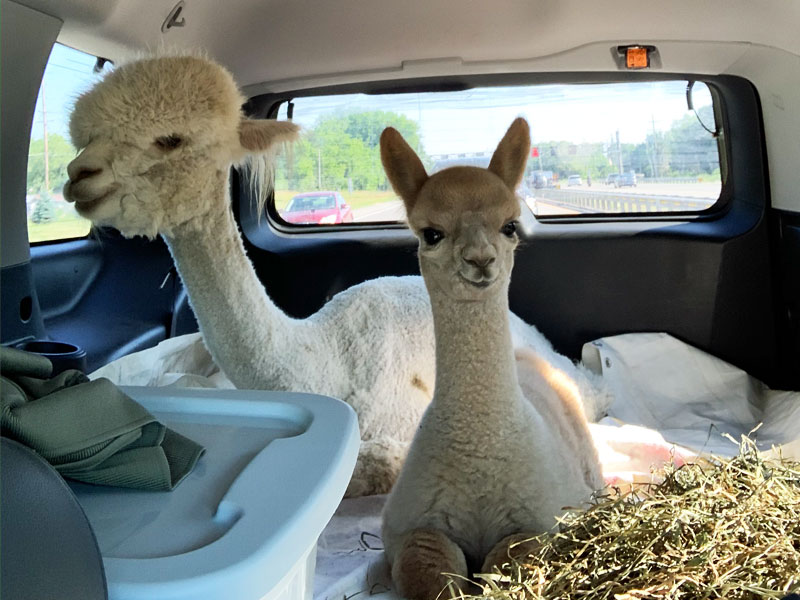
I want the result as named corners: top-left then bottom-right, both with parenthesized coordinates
top-left (380, 118), bottom-right (603, 599)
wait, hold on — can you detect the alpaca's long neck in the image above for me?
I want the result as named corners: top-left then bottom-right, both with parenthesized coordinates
top-left (163, 178), bottom-right (293, 389)
top-left (428, 284), bottom-right (522, 423)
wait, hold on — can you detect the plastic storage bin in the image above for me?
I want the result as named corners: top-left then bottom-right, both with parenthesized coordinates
top-left (69, 387), bottom-right (360, 600)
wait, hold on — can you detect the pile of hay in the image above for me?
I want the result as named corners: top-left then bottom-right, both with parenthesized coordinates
top-left (472, 437), bottom-right (800, 600)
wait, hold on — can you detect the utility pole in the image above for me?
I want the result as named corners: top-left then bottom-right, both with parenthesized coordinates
top-left (42, 81), bottom-right (50, 192)
top-left (616, 129), bottom-right (623, 174)
top-left (317, 148), bottom-right (322, 190)
top-left (650, 115), bottom-right (659, 178)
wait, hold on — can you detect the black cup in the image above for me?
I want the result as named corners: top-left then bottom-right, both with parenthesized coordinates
top-left (14, 340), bottom-right (88, 375)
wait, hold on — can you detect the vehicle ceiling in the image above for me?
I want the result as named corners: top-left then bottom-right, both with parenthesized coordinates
top-left (9, 0), bottom-right (800, 213)
top-left (13, 0), bottom-right (800, 88)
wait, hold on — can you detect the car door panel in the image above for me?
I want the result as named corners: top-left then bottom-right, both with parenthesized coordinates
top-left (29, 232), bottom-right (194, 372)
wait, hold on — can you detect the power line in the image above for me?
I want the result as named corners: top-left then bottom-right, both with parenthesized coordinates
top-left (46, 62), bottom-right (97, 77)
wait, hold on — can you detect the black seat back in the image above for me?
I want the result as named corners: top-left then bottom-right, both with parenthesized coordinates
top-left (1, 437), bottom-right (107, 600)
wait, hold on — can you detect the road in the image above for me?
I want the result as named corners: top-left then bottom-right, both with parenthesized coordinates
top-left (527, 181), bottom-right (721, 215)
top-left (352, 200), bottom-right (406, 223)
top-left (533, 201), bottom-right (580, 215)
top-left (555, 181), bottom-right (721, 199)
top-left (348, 181), bottom-right (721, 222)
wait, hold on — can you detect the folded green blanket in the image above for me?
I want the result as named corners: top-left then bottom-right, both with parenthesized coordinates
top-left (1, 346), bottom-right (204, 491)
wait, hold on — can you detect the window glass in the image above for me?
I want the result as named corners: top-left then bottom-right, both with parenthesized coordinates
top-left (27, 44), bottom-right (111, 243)
top-left (273, 80), bottom-right (721, 224)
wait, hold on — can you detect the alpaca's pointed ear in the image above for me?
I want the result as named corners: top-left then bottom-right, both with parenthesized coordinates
top-left (380, 127), bottom-right (428, 212)
top-left (239, 119), bottom-right (300, 153)
top-left (488, 117), bottom-right (531, 191)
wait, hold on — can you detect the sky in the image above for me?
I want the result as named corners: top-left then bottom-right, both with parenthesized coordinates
top-left (281, 82), bottom-right (714, 156)
top-left (30, 44), bottom-right (109, 143)
top-left (34, 43), bottom-right (714, 158)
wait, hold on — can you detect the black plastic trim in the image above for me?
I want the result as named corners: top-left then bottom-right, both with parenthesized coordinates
top-left (0, 261), bottom-right (47, 345)
top-left (28, 232), bottom-right (182, 372)
top-left (770, 208), bottom-right (800, 389)
top-left (30, 229), bottom-right (91, 247)
top-left (241, 74), bottom-right (761, 245)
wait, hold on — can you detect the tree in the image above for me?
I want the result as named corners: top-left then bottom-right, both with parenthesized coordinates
top-left (628, 143), bottom-right (653, 177)
top-left (664, 105), bottom-right (719, 175)
top-left (313, 117), bottom-right (375, 190)
top-left (279, 110), bottom-right (427, 192)
top-left (641, 130), bottom-right (669, 178)
top-left (31, 189), bottom-right (56, 224)
top-left (531, 141), bottom-right (615, 180)
top-left (343, 111), bottom-right (428, 186)
top-left (27, 133), bottom-right (75, 194)
top-left (344, 111), bottom-right (425, 156)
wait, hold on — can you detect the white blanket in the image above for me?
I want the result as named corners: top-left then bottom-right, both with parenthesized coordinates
top-left (90, 331), bottom-right (800, 600)
top-left (582, 332), bottom-right (799, 459)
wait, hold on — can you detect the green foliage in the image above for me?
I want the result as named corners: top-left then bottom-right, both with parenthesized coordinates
top-left (278, 111), bottom-right (426, 192)
top-left (27, 133), bottom-right (75, 194)
top-left (530, 105), bottom-right (719, 182)
top-left (31, 189), bottom-right (56, 224)
top-left (531, 141), bottom-right (618, 180)
top-left (664, 105), bottom-right (719, 175)
top-left (345, 110), bottom-right (422, 151)
top-left (278, 103), bottom-right (721, 195)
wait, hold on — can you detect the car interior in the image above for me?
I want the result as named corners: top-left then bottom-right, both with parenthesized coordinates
top-left (2, 0), bottom-right (799, 598)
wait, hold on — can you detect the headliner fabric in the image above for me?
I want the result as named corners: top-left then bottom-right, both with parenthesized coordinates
top-left (1, 346), bottom-right (205, 490)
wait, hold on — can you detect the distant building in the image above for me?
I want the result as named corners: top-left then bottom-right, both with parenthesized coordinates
top-left (430, 153), bottom-right (491, 172)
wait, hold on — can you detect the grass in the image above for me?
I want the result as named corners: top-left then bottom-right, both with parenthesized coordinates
top-left (26, 189), bottom-right (399, 243)
top-left (28, 216), bottom-right (91, 243)
top-left (274, 189), bottom-right (398, 212)
top-left (459, 435), bottom-right (800, 600)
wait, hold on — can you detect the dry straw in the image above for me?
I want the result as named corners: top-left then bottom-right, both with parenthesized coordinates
top-left (466, 436), bottom-right (800, 600)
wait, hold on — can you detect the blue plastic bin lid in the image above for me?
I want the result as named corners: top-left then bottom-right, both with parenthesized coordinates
top-left (70, 387), bottom-right (360, 600)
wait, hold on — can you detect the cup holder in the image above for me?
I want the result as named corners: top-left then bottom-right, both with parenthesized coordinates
top-left (14, 340), bottom-right (88, 375)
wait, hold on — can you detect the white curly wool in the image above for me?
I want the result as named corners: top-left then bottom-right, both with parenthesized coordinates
top-left (63, 54), bottom-right (610, 497)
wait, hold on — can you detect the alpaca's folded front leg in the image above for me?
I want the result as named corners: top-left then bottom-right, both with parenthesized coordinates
top-left (391, 528), bottom-right (469, 600)
top-left (480, 532), bottom-right (543, 574)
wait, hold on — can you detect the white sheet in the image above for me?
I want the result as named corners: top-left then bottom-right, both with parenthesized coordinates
top-left (582, 332), bottom-right (799, 458)
top-left (91, 332), bottom-right (235, 389)
top-left (90, 331), bottom-right (800, 600)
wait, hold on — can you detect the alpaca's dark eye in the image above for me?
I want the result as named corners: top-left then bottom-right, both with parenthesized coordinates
top-left (154, 135), bottom-right (183, 151)
top-left (421, 228), bottom-right (444, 246)
top-left (501, 221), bottom-right (518, 237)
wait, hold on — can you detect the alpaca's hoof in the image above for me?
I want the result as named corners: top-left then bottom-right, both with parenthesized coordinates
top-left (480, 532), bottom-right (543, 573)
top-left (391, 528), bottom-right (469, 600)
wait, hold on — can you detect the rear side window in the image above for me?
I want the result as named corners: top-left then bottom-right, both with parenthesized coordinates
top-left (272, 80), bottom-right (722, 225)
top-left (26, 44), bottom-right (110, 243)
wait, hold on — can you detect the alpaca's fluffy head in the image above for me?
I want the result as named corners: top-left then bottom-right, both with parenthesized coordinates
top-left (63, 54), bottom-right (298, 238)
top-left (381, 118), bottom-right (530, 302)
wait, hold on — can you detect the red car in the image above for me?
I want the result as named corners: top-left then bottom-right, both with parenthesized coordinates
top-left (280, 191), bottom-right (354, 225)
